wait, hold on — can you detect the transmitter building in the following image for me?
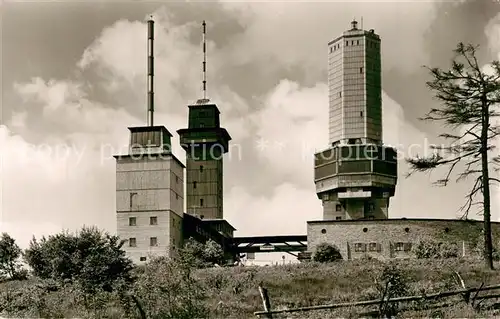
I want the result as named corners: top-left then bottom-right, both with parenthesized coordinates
top-left (314, 20), bottom-right (397, 221)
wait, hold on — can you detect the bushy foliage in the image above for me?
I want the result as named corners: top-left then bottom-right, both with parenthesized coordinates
top-left (178, 238), bottom-right (225, 268)
top-left (312, 243), bottom-right (343, 263)
top-left (132, 256), bottom-right (208, 319)
top-left (23, 227), bottom-right (133, 293)
top-left (0, 233), bottom-right (25, 281)
top-left (414, 241), bottom-right (459, 259)
top-left (375, 264), bottom-right (409, 317)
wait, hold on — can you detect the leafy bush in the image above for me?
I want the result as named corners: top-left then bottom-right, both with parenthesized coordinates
top-left (312, 243), bottom-right (343, 263)
top-left (414, 241), bottom-right (459, 259)
top-left (0, 233), bottom-right (24, 281)
top-left (132, 256), bottom-right (208, 319)
top-left (178, 238), bottom-right (225, 268)
top-left (375, 264), bottom-right (409, 317)
top-left (23, 226), bottom-right (133, 294)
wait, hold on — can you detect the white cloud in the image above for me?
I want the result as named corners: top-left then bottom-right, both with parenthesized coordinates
top-left (220, 1), bottom-right (439, 76)
top-left (225, 183), bottom-right (322, 237)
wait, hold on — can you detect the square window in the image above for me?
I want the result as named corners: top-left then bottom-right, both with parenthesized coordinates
top-left (150, 237), bottom-right (158, 246)
top-left (336, 204), bottom-right (342, 212)
top-left (354, 243), bottom-right (365, 252)
top-left (150, 216), bottom-right (157, 225)
top-left (140, 256), bottom-right (147, 261)
top-left (369, 243), bottom-right (379, 252)
top-left (129, 238), bottom-right (137, 247)
top-left (129, 217), bottom-right (136, 226)
top-left (395, 242), bottom-right (404, 251)
top-left (322, 193), bottom-right (330, 201)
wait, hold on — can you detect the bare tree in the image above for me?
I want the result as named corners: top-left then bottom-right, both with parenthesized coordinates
top-left (406, 43), bottom-right (500, 270)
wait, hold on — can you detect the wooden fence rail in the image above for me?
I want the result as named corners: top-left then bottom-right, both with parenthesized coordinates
top-left (254, 283), bottom-right (500, 317)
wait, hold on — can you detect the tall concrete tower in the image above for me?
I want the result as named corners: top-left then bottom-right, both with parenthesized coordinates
top-left (314, 20), bottom-right (397, 220)
top-left (114, 17), bottom-right (185, 264)
top-left (177, 21), bottom-right (231, 220)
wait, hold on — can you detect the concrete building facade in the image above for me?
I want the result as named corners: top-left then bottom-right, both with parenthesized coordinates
top-left (178, 99), bottom-right (231, 220)
top-left (307, 219), bottom-right (498, 260)
top-left (314, 20), bottom-right (397, 221)
top-left (114, 126), bottom-right (185, 264)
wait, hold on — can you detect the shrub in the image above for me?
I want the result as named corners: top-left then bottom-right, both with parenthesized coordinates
top-left (132, 256), bottom-right (208, 319)
top-left (0, 233), bottom-right (24, 281)
top-left (312, 243), bottom-right (343, 263)
top-left (178, 238), bottom-right (225, 268)
top-left (414, 241), bottom-right (459, 259)
top-left (375, 264), bottom-right (409, 317)
top-left (23, 226), bottom-right (133, 294)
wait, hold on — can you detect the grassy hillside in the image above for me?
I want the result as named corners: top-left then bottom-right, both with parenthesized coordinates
top-left (2, 258), bottom-right (500, 318)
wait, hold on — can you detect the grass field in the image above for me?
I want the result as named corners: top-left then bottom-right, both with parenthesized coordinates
top-left (2, 258), bottom-right (500, 318)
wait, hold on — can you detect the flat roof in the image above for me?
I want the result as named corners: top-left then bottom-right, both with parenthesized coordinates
top-left (128, 125), bottom-right (173, 137)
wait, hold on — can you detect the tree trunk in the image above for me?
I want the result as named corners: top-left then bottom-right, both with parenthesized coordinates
top-left (481, 94), bottom-right (494, 270)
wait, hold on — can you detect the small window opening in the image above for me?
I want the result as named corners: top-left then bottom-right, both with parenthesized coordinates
top-left (363, 227), bottom-right (368, 233)
top-left (200, 198), bottom-right (204, 206)
top-left (193, 181), bottom-right (197, 189)
top-left (321, 229), bottom-right (327, 234)
top-left (200, 165), bottom-right (204, 172)
top-left (336, 204), bottom-right (342, 212)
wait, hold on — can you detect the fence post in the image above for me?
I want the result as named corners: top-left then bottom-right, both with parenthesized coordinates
top-left (258, 284), bottom-right (273, 318)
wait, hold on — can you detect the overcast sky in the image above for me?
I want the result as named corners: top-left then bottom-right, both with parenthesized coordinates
top-left (1, 0), bottom-right (500, 250)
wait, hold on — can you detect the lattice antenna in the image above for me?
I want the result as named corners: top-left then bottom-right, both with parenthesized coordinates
top-left (147, 15), bottom-right (155, 126)
top-left (202, 20), bottom-right (207, 100)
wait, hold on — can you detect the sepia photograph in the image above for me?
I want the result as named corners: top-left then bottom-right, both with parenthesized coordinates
top-left (1, 0), bottom-right (500, 317)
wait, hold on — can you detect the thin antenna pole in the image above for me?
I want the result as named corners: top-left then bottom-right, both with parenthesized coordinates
top-left (202, 20), bottom-right (207, 100)
top-left (147, 16), bottom-right (154, 127)
top-left (361, 16), bottom-right (363, 30)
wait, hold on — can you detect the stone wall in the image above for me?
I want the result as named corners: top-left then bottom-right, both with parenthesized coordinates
top-left (307, 219), bottom-right (499, 260)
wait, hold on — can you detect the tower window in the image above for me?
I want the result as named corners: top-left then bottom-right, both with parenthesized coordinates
top-left (150, 216), bottom-right (157, 225)
top-left (357, 40), bottom-right (359, 45)
top-left (200, 165), bottom-right (204, 172)
top-left (360, 111), bottom-right (363, 117)
top-left (336, 216), bottom-right (342, 220)
top-left (339, 91), bottom-right (342, 98)
top-left (351, 40), bottom-right (354, 45)
top-left (193, 181), bottom-right (197, 189)
top-left (150, 237), bottom-right (158, 246)
top-left (129, 217), bottom-right (136, 226)
top-left (200, 198), bottom-right (204, 206)
top-left (330, 47), bottom-right (333, 53)
top-left (346, 41), bottom-right (348, 46)
top-left (129, 238), bottom-right (136, 247)
top-left (336, 204), bottom-right (342, 212)
top-left (360, 67), bottom-right (363, 73)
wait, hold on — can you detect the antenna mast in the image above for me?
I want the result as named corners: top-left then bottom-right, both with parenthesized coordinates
top-left (147, 16), bottom-right (155, 126)
top-left (202, 20), bottom-right (207, 101)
